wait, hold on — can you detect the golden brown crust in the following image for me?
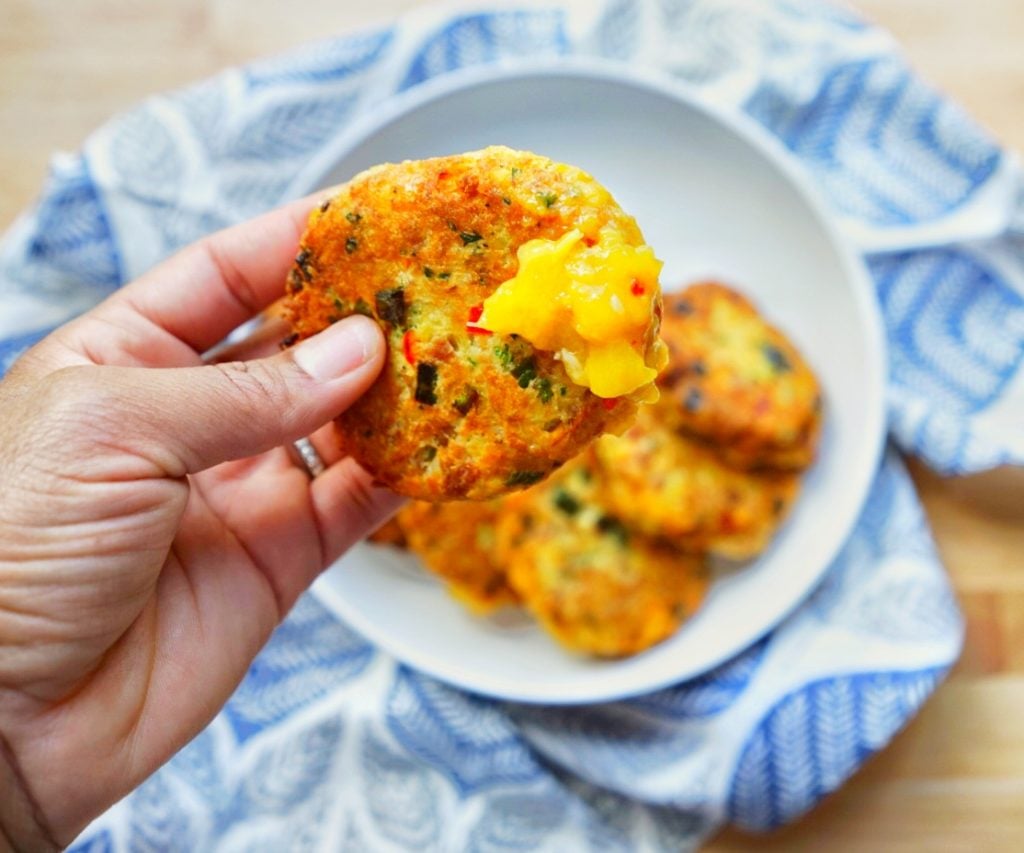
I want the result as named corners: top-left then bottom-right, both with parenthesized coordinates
top-left (496, 460), bottom-right (708, 657)
top-left (366, 516), bottom-right (408, 549)
top-left (398, 500), bottom-right (517, 614)
top-left (592, 407), bottom-right (800, 560)
top-left (284, 147), bottom-right (653, 500)
top-left (658, 283), bottom-right (822, 471)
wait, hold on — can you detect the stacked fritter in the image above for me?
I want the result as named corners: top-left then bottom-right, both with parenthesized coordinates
top-left (370, 283), bottom-right (823, 657)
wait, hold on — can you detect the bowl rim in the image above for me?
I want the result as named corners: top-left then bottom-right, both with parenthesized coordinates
top-left (301, 56), bottom-right (888, 704)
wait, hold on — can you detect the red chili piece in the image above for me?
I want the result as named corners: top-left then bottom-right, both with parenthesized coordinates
top-left (402, 330), bottom-right (416, 365)
top-left (630, 279), bottom-right (645, 296)
top-left (601, 398), bottom-right (618, 411)
top-left (466, 303), bottom-right (491, 334)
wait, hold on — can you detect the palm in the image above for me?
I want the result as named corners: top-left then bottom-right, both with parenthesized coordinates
top-left (192, 451), bottom-right (328, 623)
top-left (0, 196), bottom-right (399, 844)
top-left (0, 451), bottom-right (336, 837)
top-left (112, 453), bottom-right (331, 762)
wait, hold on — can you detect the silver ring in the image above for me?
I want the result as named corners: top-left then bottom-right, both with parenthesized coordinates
top-left (289, 437), bottom-right (327, 479)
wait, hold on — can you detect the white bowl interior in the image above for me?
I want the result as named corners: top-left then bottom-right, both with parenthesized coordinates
top-left (306, 63), bottom-right (885, 704)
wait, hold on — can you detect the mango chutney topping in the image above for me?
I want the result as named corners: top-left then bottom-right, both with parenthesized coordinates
top-left (478, 227), bottom-right (666, 399)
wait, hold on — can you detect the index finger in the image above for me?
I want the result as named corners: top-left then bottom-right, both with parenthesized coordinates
top-left (109, 190), bottom-right (331, 354)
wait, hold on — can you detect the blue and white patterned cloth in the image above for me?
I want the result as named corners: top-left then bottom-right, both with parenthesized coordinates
top-left (3, 0), bottom-right (1022, 849)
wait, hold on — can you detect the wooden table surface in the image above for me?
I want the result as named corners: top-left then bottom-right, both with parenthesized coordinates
top-left (3, 1), bottom-right (1022, 848)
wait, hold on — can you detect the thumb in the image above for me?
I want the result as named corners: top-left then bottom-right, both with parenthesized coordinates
top-left (47, 315), bottom-right (386, 478)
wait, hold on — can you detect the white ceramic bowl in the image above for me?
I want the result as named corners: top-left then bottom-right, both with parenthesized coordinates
top-left (295, 59), bottom-right (886, 705)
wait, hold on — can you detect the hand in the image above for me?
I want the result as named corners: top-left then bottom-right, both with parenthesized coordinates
top-left (0, 196), bottom-right (401, 849)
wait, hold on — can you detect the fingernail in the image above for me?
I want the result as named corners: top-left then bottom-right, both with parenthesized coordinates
top-left (293, 316), bottom-right (381, 381)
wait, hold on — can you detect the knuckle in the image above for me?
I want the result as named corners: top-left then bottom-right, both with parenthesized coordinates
top-left (39, 366), bottom-right (116, 436)
top-left (199, 239), bottom-right (261, 315)
top-left (1, 367), bottom-right (116, 483)
top-left (340, 471), bottom-right (378, 531)
top-left (212, 359), bottom-right (288, 411)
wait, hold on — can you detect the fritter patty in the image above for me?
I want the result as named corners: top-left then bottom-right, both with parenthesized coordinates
top-left (593, 406), bottom-right (800, 560)
top-left (399, 500), bottom-right (517, 614)
top-left (366, 516), bottom-right (407, 549)
top-left (496, 460), bottom-right (708, 657)
top-left (285, 146), bottom-right (661, 500)
top-left (658, 283), bottom-right (822, 470)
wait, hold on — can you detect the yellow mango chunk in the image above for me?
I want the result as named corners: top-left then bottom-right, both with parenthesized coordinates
top-left (479, 227), bottom-right (663, 398)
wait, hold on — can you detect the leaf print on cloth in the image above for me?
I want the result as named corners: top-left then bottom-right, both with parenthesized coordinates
top-left (360, 726), bottom-right (444, 849)
top-left (224, 596), bottom-right (374, 743)
top-left (386, 667), bottom-right (542, 795)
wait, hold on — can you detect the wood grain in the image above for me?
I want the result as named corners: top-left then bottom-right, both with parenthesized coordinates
top-left (2, 1), bottom-right (1022, 848)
